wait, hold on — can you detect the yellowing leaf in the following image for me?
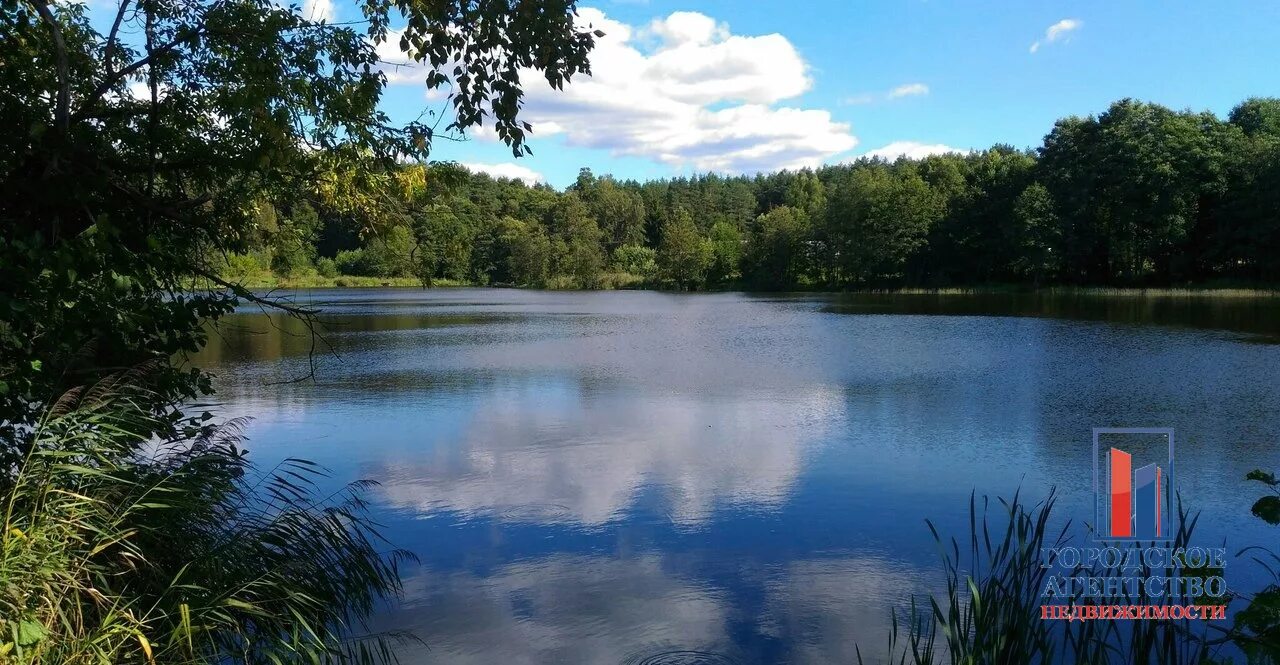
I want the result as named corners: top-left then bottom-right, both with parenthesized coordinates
top-left (137, 633), bottom-right (156, 665)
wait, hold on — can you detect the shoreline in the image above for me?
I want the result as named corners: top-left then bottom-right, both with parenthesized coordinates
top-left (232, 276), bottom-right (1280, 298)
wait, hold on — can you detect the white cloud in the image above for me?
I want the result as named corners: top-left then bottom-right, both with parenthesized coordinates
top-left (1029, 18), bottom-right (1082, 53)
top-left (840, 92), bottom-right (878, 106)
top-left (375, 29), bottom-right (442, 84)
top-left (302, 0), bottom-right (334, 21)
top-left (268, 0), bottom-right (334, 22)
top-left (860, 141), bottom-right (968, 161)
top-left (887, 82), bottom-right (929, 99)
top-left (459, 161), bottom-right (545, 184)
top-left (124, 79), bottom-right (172, 102)
top-left (379, 8), bottom-right (857, 174)
top-left (842, 82), bottom-right (928, 105)
top-left (642, 11), bottom-right (728, 47)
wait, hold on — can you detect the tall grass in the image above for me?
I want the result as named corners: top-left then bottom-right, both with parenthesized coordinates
top-left (0, 379), bottom-right (413, 663)
top-left (859, 489), bottom-right (1227, 665)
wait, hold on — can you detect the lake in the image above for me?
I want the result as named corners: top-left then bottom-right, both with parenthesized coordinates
top-left (193, 288), bottom-right (1280, 664)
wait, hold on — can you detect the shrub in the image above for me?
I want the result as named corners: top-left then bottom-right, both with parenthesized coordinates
top-left (315, 256), bottom-right (339, 278)
top-left (335, 248), bottom-right (371, 276)
top-left (269, 244), bottom-right (315, 278)
top-left (362, 227), bottom-right (416, 278)
top-left (542, 274), bottom-right (579, 290)
top-left (611, 244), bottom-right (657, 279)
top-left (595, 271), bottom-right (647, 290)
top-left (219, 252), bottom-right (272, 282)
top-left (1233, 470), bottom-right (1280, 660)
top-left (0, 381), bottom-right (412, 663)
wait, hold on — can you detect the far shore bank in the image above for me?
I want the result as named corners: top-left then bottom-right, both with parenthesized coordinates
top-left (230, 275), bottom-right (1280, 298)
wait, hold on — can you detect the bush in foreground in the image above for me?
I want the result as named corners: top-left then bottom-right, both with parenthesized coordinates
top-left (0, 381), bottom-right (412, 663)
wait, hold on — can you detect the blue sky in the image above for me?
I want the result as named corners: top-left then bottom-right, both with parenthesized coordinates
top-left (424, 1), bottom-right (1280, 187)
top-left (83, 0), bottom-right (1280, 187)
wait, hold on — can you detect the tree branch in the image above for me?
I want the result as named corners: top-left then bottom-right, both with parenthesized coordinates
top-left (195, 270), bottom-right (336, 385)
top-left (70, 26), bottom-right (207, 125)
top-left (195, 270), bottom-right (319, 318)
top-left (30, 0), bottom-right (70, 134)
top-left (103, 0), bottom-right (132, 76)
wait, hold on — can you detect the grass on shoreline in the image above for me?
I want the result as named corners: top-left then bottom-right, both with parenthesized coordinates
top-left (229, 274), bottom-right (462, 289)
top-left (231, 274), bottom-right (1280, 298)
top-left (885, 285), bottom-right (1280, 298)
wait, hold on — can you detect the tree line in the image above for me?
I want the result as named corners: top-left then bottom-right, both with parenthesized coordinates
top-left (227, 97), bottom-right (1280, 291)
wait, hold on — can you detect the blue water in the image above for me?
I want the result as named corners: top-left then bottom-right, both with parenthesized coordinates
top-left (194, 288), bottom-right (1280, 663)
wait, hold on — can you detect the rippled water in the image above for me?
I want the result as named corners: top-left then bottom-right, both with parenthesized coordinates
top-left (193, 288), bottom-right (1280, 664)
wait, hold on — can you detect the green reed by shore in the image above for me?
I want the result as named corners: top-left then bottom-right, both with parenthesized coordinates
top-left (859, 485), bottom-right (1280, 664)
top-left (0, 381), bottom-right (412, 662)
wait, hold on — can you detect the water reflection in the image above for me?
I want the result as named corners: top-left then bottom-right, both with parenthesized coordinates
top-left (758, 558), bottom-right (921, 665)
top-left (386, 555), bottom-right (733, 664)
top-left (190, 288), bottom-right (1280, 663)
top-left (822, 291), bottom-right (1280, 340)
top-left (369, 386), bottom-right (841, 526)
top-left (381, 552), bottom-right (925, 665)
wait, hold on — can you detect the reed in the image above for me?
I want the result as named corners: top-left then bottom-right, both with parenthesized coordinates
top-left (0, 381), bottom-right (414, 663)
top-left (859, 489), bottom-right (1229, 665)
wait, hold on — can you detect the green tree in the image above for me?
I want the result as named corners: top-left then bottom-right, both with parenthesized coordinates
top-left (500, 218), bottom-right (552, 286)
top-left (745, 206), bottom-right (810, 289)
top-left (707, 221), bottom-right (744, 285)
top-left (1039, 100), bottom-right (1230, 283)
top-left (412, 208), bottom-right (474, 284)
top-left (824, 166), bottom-right (943, 285)
top-left (612, 244), bottom-right (658, 279)
top-left (783, 170), bottom-right (826, 220)
top-left (1229, 98), bottom-right (1280, 139)
top-left (657, 210), bottom-right (712, 289)
top-left (269, 201), bottom-right (321, 277)
top-left (1, 0), bottom-right (598, 435)
top-left (585, 177), bottom-right (647, 251)
top-left (1009, 182), bottom-right (1062, 284)
top-left (363, 224), bottom-right (417, 278)
top-left (1209, 139), bottom-right (1280, 281)
top-left (910, 148), bottom-right (1038, 285)
top-left (549, 192), bottom-right (605, 287)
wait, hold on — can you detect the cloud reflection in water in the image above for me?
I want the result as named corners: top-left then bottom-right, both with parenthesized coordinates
top-left (370, 386), bottom-right (845, 527)
top-left (383, 552), bottom-right (925, 665)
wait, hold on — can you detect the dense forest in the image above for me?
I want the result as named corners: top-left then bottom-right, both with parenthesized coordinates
top-left (226, 97), bottom-right (1280, 291)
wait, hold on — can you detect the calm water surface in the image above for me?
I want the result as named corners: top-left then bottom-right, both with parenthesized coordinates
top-left (193, 289), bottom-right (1280, 664)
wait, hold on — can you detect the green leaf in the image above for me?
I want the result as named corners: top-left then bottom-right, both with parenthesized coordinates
top-left (1248, 469), bottom-right (1279, 486)
top-left (1253, 496), bottom-right (1280, 526)
top-left (1236, 587), bottom-right (1280, 634)
top-left (15, 620), bottom-right (47, 647)
top-left (223, 598), bottom-right (262, 613)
